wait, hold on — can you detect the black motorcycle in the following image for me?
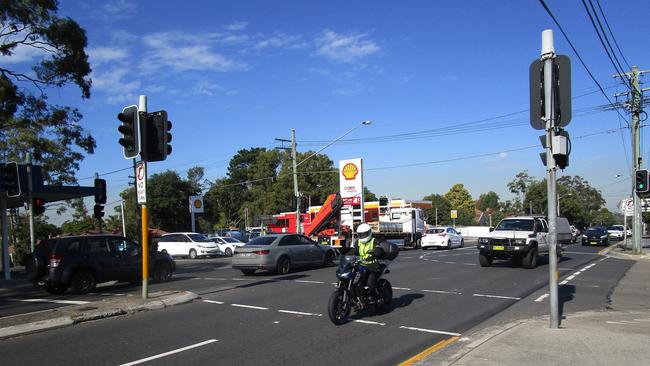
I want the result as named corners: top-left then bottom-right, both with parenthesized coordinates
top-left (327, 255), bottom-right (393, 325)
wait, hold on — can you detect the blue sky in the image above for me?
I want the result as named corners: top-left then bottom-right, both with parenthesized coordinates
top-left (5, 0), bottom-right (649, 224)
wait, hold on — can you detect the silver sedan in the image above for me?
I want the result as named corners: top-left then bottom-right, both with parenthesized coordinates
top-left (232, 234), bottom-right (336, 275)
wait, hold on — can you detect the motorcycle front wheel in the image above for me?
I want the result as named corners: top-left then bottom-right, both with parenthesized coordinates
top-left (328, 290), bottom-right (351, 325)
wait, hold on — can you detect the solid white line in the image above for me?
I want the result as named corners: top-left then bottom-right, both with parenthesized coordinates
top-left (534, 294), bottom-right (549, 302)
top-left (472, 294), bottom-right (521, 300)
top-left (119, 339), bottom-right (218, 366)
top-left (230, 278), bottom-right (253, 281)
top-left (422, 290), bottom-right (462, 295)
top-left (352, 319), bottom-right (385, 326)
top-left (295, 280), bottom-right (325, 284)
top-left (462, 263), bottom-right (478, 266)
top-left (11, 298), bottom-right (90, 305)
top-left (633, 319), bottom-right (650, 322)
top-left (278, 310), bottom-right (322, 317)
top-left (202, 300), bottom-right (224, 305)
top-left (399, 326), bottom-right (461, 336)
top-left (393, 287), bottom-right (412, 290)
top-left (231, 304), bottom-right (268, 310)
top-left (605, 321), bottom-right (626, 325)
top-left (443, 261), bottom-right (456, 264)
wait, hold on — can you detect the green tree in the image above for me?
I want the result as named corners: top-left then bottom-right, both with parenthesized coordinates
top-left (507, 170), bottom-right (537, 215)
top-left (444, 184), bottom-right (475, 226)
top-left (364, 187), bottom-right (377, 201)
top-left (423, 193), bottom-right (451, 226)
top-left (148, 170), bottom-right (199, 232)
top-left (1, 0), bottom-right (95, 184)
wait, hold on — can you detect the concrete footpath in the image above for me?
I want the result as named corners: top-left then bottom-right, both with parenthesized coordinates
top-left (418, 245), bottom-right (650, 366)
top-left (0, 290), bottom-right (199, 340)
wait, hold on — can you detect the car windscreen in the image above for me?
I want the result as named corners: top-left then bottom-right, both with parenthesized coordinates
top-left (606, 226), bottom-right (621, 231)
top-left (246, 236), bottom-right (276, 246)
top-left (427, 229), bottom-right (445, 234)
top-left (494, 219), bottom-right (535, 231)
top-left (187, 234), bottom-right (213, 242)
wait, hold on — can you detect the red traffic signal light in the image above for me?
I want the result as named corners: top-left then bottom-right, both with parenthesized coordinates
top-left (33, 197), bottom-right (46, 215)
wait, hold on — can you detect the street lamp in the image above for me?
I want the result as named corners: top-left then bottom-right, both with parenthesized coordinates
top-left (292, 120), bottom-right (372, 233)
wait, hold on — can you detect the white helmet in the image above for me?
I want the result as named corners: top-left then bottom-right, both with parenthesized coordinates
top-left (356, 223), bottom-right (372, 243)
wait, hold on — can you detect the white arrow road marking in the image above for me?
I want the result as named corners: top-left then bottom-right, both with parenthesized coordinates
top-left (119, 339), bottom-right (218, 366)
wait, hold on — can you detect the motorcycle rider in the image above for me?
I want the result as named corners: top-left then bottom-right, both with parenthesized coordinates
top-left (353, 223), bottom-right (380, 303)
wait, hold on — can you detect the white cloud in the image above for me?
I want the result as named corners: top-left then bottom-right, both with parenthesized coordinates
top-left (252, 33), bottom-right (307, 50)
top-left (96, 0), bottom-right (137, 20)
top-left (315, 30), bottom-right (380, 63)
top-left (498, 152), bottom-right (508, 160)
top-left (0, 43), bottom-right (45, 64)
top-left (225, 21), bottom-right (249, 31)
top-left (91, 68), bottom-right (141, 104)
top-left (88, 47), bottom-right (127, 66)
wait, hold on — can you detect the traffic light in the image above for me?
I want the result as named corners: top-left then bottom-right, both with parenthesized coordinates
top-left (117, 105), bottom-right (140, 159)
top-left (299, 195), bottom-right (309, 213)
top-left (94, 178), bottom-right (106, 204)
top-left (0, 162), bottom-right (20, 197)
top-left (145, 110), bottom-right (172, 162)
top-left (94, 204), bottom-right (104, 219)
top-left (635, 169), bottom-right (649, 193)
top-left (33, 197), bottom-right (45, 215)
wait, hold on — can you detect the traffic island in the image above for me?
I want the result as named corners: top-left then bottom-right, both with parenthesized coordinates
top-left (0, 291), bottom-right (199, 340)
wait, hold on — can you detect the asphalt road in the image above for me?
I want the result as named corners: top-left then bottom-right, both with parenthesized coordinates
top-left (0, 241), bottom-right (633, 365)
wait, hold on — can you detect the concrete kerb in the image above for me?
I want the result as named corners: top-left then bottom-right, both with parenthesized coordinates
top-left (0, 291), bottom-right (200, 340)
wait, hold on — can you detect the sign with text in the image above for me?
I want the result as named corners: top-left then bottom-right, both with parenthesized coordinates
top-left (339, 158), bottom-right (364, 228)
top-left (136, 161), bottom-right (146, 204)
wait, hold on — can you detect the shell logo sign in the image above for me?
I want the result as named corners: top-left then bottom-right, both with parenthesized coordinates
top-left (342, 163), bottom-right (359, 180)
top-left (189, 195), bottom-right (204, 213)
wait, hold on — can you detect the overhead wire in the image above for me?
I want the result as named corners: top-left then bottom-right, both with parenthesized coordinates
top-left (594, 0), bottom-right (632, 70)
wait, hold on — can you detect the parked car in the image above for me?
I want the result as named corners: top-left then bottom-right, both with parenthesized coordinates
top-left (582, 227), bottom-right (610, 246)
top-left (606, 225), bottom-right (625, 240)
top-left (421, 227), bottom-right (464, 249)
top-left (210, 236), bottom-right (246, 256)
top-left (157, 232), bottom-right (220, 259)
top-left (224, 230), bottom-right (249, 243)
top-left (26, 234), bottom-right (175, 295)
top-left (232, 234), bottom-right (336, 275)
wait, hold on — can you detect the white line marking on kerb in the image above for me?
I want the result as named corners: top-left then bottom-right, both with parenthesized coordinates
top-left (534, 294), bottom-right (549, 302)
top-left (202, 300), bottom-right (224, 305)
top-left (119, 339), bottom-right (218, 366)
top-left (473, 294), bottom-right (521, 300)
top-left (605, 321), bottom-right (626, 325)
top-left (278, 310), bottom-right (322, 317)
top-left (11, 298), bottom-right (90, 305)
top-left (352, 319), bottom-right (385, 326)
top-left (295, 280), bottom-right (325, 284)
top-left (231, 304), bottom-right (268, 310)
top-left (399, 326), bottom-right (461, 336)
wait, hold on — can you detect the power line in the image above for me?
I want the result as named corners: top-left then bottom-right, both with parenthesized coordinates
top-left (594, 0), bottom-right (632, 70)
top-left (537, 0), bottom-right (629, 121)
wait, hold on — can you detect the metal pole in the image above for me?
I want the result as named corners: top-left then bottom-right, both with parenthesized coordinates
top-left (191, 211), bottom-right (196, 232)
top-left (631, 66), bottom-right (642, 254)
top-left (291, 129), bottom-right (300, 234)
top-left (27, 153), bottom-right (35, 253)
top-left (133, 158), bottom-right (140, 241)
top-left (120, 201), bottom-right (126, 236)
top-left (95, 172), bottom-right (103, 233)
top-left (435, 208), bottom-right (438, 227)
top-left (1, 196), bottom-right (9, 280)
top-left (624, 214), bottom-right (628, 250)
top-left (139, 95), bottom-right (149, 300)
top-left (542, 29), bottom-right (559, 329)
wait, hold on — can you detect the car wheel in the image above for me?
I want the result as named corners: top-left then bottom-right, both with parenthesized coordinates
top-left (189, 249), bottom-right (198, 259)
top-left (447, 240), bottom-right (452, 249)
top-left (276, 256), bottom-right (291, 275)
top-left (460, 239), bottom-right (464, 248)
top-left (323, 251), bottom-right (335, 267)
top-left (153, 262), bottom-right (173, 283)
top-left (70, 269), bottom-right (96, 294)
top-left (522, 248), bottom-right (538, 269)
top-left (45, 283), bottom-right (67, 295)
top-left (225, 247), bottom-right (233, 257)
top-left (241, 269), bottom-right (256, 275)
top-left (479, 253), bottom-right (493, 267)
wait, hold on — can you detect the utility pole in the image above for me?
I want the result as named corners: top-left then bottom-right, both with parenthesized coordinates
top-left (615, 66), bottom-right (650, 254)
top-left (26, 153), bottom-right (35, 253)
top-left (291, 129), bottom-right (300, 234)
top-left (120, 201), bottom-right (126, 236)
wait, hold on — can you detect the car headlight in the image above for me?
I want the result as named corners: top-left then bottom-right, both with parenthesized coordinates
top-left (479, 238), bottom-right (489, 244)
top-left (513, 239), bottom-right (526, 245)
top-left (582, 235), bottom-right (587, 238)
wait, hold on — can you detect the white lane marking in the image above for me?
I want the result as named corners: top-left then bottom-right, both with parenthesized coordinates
top-left (462, 263), bottom-right (478, 266)
top-left (606, 321), bottom-right (626, 325)
top-left (119, 339), bottom-right (218, 366)
top-left (399, 326), bottom-right (461, 336)
top-left (278, 310), bottom-right (323, 317)
top-left (633, 319), bottom-right (650, 322)
top-left (230, 278), bottom-right (253, 281)
top-left (534, 294), bottom-right (549, 302)
top-left (352, 319), bottom-right (385, 326)
top-left (472, 294), bottom-right (521, 300)
top-left (231, 304), bottom-right (269, 310)
top-left (393, 287), bottom-right (412, 290)
top-left (10, 298), bottom-right (90, 305)
top-left (443, 261), bottom-right (456, 264)
top-left (566, 275), bottom-right (576, 281)
top-left (295, 280), bottom-right (325, 284)
top-left (563, 251), bottom-right (600, 255)
top-left (422, 290), bottom-right (462, 295)
top-left (619, 320), bottom-right (640, 324)
top-left (202, 300), bottom-right (224, 305)
top-left (559, 280), bottom-right (569, 285)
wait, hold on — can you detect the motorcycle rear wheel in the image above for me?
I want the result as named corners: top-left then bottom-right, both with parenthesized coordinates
top-left (328, 290), bottom-right (351, 325)
top-left (374, 279), bottom-right (393, 312)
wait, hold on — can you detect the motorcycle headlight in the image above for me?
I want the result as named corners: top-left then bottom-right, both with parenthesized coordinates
top-left (582, 235), bottom-right (587, 238)
top-left (337, 271), bottom-right (353, 280)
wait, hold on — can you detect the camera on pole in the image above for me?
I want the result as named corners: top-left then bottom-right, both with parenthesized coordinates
top-left (117, 105), bottom-right (141, 159)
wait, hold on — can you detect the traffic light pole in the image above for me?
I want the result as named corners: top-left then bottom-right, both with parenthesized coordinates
top-left (139, 95), bottom-right (149, 300)
top-left (631, 67), bottom-right (643, 255)
top-left (542, 30), bottom-right (560, 329)
top-left (26, 153), bottom-right (35, 253)
top-left (291, 129), bottom-right (300, 234)
top-left (1, 196), bottom-right (9, 280)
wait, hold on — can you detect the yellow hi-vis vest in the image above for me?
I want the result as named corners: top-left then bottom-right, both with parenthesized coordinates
top-left (358, 237), bottom-right (379, 268)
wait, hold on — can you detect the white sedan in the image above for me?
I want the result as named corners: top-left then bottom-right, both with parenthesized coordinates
top-left (211, 236), bottom-right (246, 257)
top-left (421, 227), bottom-right (464, 250)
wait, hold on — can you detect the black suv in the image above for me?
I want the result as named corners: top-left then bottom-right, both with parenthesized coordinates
top-left (26, 234), bottom-right (175, 295)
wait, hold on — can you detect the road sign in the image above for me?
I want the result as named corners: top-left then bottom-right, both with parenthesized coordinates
top-left (451, 210), bottom-right (458, 219)
top-left (529, 55), bottom-right (572, 130)
top-left (642, 198), bottom-right (650, 213)
top-left (619, 198), bottom-right (634, 216)
top-left (189, 195), bottom-right (204, 213)
top-left (136, 161), bottom-right (146, 204)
